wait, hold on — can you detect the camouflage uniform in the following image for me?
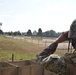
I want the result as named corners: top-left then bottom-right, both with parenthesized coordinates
top-left (36, 43), bottom-right (66, 75)
top-left (36, 19), bottom-right (76, 75)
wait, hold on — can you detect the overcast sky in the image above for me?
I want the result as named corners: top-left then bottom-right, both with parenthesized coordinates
top-left (0, 0), bottom-right (76, 32)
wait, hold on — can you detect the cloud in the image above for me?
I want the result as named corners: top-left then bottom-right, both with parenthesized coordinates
top-left (0, 4), bottom-right (3, 5)
top-left (0, 15), bottom-right (11, 19)
top-left (20, 0), bottom-right (41, 1)
top-left (20, 0), bottom-right (25, 1)
top-left (20, 0), bottom-right (43, 3)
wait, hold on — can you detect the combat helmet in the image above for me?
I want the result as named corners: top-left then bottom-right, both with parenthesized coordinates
top-left (68, 19), bottom-right (76, 51)
top-left (68, 19), bottom-right (76, 38)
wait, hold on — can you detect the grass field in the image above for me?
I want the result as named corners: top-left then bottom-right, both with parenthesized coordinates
top-left (0, 36), bottom-right (44, 61)
top-left (0, 36), bottom-right (67, 61)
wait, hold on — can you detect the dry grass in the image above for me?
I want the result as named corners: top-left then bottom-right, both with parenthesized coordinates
top-left (0, 36), bottom-right (44, 61)
top-left (55, 49), bottom-right (67, 56)
top-left (0, 36), bottom-right (69, 61)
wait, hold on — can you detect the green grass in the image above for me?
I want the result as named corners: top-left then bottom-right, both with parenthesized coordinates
top-left (0, 36), bottom-right (69, 61)
top-left (0, 36), bottom-right (44, 61)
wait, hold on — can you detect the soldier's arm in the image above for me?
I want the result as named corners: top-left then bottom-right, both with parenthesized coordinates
top-left (55, 31), bottom-right (69, 44)
top-left (36, 31), bottom-right (69, 63)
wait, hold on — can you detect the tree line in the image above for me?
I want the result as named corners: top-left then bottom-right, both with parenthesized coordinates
top-left (0, 28), bottom-right (62, 37)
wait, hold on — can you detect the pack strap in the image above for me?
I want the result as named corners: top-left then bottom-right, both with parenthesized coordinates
top-left (68, 40), bottom-right (70, 52)
top-left (68, 39), bottom-right (72, 53)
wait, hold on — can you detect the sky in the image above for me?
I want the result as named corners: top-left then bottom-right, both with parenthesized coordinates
top-left (0, 0), bottom-right (76, 33)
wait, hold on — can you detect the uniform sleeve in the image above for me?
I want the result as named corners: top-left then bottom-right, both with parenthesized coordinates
top-left (36, 42), bottom-right (58, 63)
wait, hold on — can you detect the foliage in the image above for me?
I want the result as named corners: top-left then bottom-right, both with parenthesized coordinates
top-left (13, 31), bottom-right (21, 36)
top-left (0, 29), bottom-right (3, 34)
top-left (37, 28), bottom-right (42, 36)
top-left (27, 29), bottom-right (32, 36)
top-left (32, 30), bottom-right (37, 35)
top-left (4, 31), bottom-right (21, 36)
top-left (2, 28), bottom-right (62, 37)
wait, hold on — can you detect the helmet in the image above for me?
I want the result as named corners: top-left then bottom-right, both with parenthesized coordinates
top-left (68, 19), bottom-right (76, 38)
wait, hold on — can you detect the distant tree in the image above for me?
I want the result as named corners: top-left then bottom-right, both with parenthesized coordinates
top-left (56, 32), bottom-right (61, 37)
top-left (0, 22), bottom-right (2, 30)
top-left (43, 30), bottom-right (60, 37)
top-left (0, 23), bottom-right (3, 35)
top-left (43, 31), bottom-right (50, 37)
top-left (0, 22), bottom-right (2, 25)
top-left (0, 29), bottom-right (3, 35)
top-left (22, 32), bottom-right (27, 36)
top-left (27, 29), bottom-right (32, 36)
top-left (5, 31), bottom-right (13, 35)
top-left (37, 28), bottom-right (42, 36)
top-left (13, 31), bottom-right (21, 36)
top-left (32, 30), bottom-right (37, 35)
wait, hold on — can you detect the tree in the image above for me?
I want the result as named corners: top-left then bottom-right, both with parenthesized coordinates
top-left (0, 22), bottom-right (2, 30)
top-left (5, 31), bottom-right (13, 35)
top-left (49, 30), bottom-right (56, 37)
top-left (13, 31), bottom-right (21, 36)
top-left (27, 29), bottom-right (32, 36)
top-left (37, 28), bottom-right (42, 36)
top-left (0, 29), bottom-right (3, 35)
top-left (43, 31), bottom-right (50, 37)
top-left (43, 30), bottom-right (60, 37)
top-left (32, 30), bottom-right (37, 35)
top-left (0, 22), bottom-right (3, 34)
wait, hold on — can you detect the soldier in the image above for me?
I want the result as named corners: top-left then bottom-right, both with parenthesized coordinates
top-left (36, 19), bottom-right (76, 75)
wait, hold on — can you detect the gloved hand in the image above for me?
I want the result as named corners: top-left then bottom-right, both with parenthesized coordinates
top-left (36, 42), bottom-right (58, 63)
